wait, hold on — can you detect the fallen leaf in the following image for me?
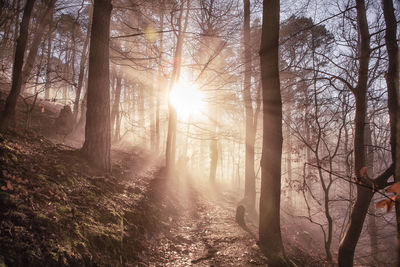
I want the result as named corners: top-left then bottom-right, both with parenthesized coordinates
top-left (1, 186), bottom-right (7, 191)
top-left (7, 181), bottom-right (13, 191)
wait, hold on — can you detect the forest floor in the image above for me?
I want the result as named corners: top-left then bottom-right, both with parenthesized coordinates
top-left (0, 90), bottom-right (329, 266)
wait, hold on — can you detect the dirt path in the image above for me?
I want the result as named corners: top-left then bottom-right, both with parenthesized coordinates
top-left (142, 174), bottom-right (269, 266)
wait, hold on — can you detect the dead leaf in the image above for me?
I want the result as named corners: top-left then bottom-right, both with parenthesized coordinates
top-left (1, 186), bottom-right (7, 191)
top-left (7, 181), bottom-right (13, 191)
top-left (386, 182), bottom-right (400, 195)
top-left (41, 107), bottom-right (45, 113)
top-left (376, 196), bottom-right (397, 212)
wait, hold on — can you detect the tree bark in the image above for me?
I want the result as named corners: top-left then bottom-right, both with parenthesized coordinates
top-left (382, 0), bottom-right (399, 263)
top-left (259, 0), bottom-right (288, 265)
top-left (338, 0), bottom-right (371, 266)
top-left (0, 0), bottom-right (35, 131)
top-left (81, 0), bottom-right (112, 172)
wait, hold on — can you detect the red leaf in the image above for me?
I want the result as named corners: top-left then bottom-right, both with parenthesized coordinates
top-left (1, 186), bottom-right (7, 191)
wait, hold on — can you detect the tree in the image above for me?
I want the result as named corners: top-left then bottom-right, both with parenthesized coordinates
top-left (0, 0), bottom-right (36, 131)
top-left (81, 0), bottom-right (112, 171)
top-left (165, 0), bottom-right (189, 174)
top-left (241, 0), bottom-right (257, 215)
top-left (259, 0), bottom-right (290, 265)
top-left (20, 0), bottom-right (57, 93)
top-left (338, 0), bottom-right (395, 265)
top-left (382, 0), bottom-right (399, 262)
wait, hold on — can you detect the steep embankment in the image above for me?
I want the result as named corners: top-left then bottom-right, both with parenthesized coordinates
top-left (0, 130), bottom-right (165, 266)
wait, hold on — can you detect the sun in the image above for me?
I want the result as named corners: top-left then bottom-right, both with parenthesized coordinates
top-left (169, 81), bottom-right (205, 119)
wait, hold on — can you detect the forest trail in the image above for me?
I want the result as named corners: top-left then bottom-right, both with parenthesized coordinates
top-left (140, 171), bottom-right (269, 266)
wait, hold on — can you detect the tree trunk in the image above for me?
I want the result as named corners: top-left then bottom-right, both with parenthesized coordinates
top-left (81, 0), bottom-right (112, 172)
top-left (241, 0), bottom-right (256, 213)
top-left (258, 0), bottom-right (288, 265)
top-left (111, 74), bottom-right (122, 142)
top-left (166, 0), bottom-right (189, 174)
top-left (0, 0), bottom-right (35, 131)
top-left (20, 0), bottom-right (56, 93)
top-left (44, 9), bottom-right (53, 100)
top-left (338, 0), bottom-right (371, 266)
top-left (156, 2), bottom-right (164, 153)
top-left (73, 4), bottom-right (92, 122)
top-left (382, 0), bottom-right (399, 263)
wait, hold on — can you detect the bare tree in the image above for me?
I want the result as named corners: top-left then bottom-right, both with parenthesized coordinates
top-left (0, 0), bottom-right (35, 131)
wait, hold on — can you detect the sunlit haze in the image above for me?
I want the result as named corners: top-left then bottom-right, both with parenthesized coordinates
top-left (169, 81), bottom-right (206, 120)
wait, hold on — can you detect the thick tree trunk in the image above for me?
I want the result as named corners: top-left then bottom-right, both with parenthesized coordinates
top-left (258, 0), bottom-right (288, 265)
top-left (241, 0), bottom-right (256, 212)
top-left (382, 0), bottom-right (399, 263)
top-left (20, 0), bottom-right (56, 93)
top-left (0, 0), bottom-right (35, 131)
top-left (338, 0), bottom-right (371, 266)
top-left (81, 0), bottom-right (112, 172)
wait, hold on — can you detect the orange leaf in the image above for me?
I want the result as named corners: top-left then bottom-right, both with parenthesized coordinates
top-left (386, 182), bottom-right (400, 195)
top-left (376, 199), bottom-right (387, 210)
top-left (360, 166), bottom-right (368, 177)
top-left (1, 186), bottom-right (7, 191)
top-left (7, 181), bottom-right (13, 191)
top-left (376, 197), bottom-right (397, 212)
top-left (41, 107), bottom-right (45, 113)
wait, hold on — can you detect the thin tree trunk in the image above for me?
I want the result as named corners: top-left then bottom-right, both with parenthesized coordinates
top-left (382, 0), bottom-right (399, 263)
top-left (241, 0), bottom-right (256, 213)
top-left (156, 2), bottom-right (164, 153)
top-left (111, 74), bottom-right (122, 142)
top-left (0, 0), bottom-right (35, 131)
top-left (20, 0), bottom-right (56, 93)
top-left (166, 0), bottom-right (189, 174)
top-left (44, 7), bottom-right (53, 100)
top-left (81, 0), bottom-right (112, 172)
top-left (258, 0), bottom-right (289, 265)
top-left (338, 0), bottom-right (371, 266)
top-left (73, 4), bottom-right (92, 121)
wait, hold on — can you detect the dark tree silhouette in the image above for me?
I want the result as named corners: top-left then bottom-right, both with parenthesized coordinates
top-left (81, 0), bottom-right (112, 171)
top-left (258, 0), bottom-right (290, 265)
top-left (0, 0), bottom-right (35, 131)
top-left (382, 0), bottom-right (399, 262)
